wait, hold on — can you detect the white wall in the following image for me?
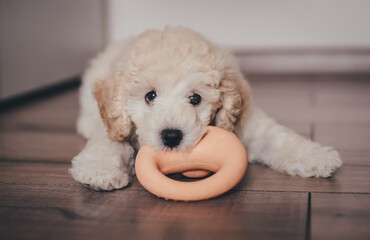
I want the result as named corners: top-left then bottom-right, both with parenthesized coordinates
top-left (0, 0), bottom-right (103, 99)
top-left (106, 0), bottom-right (370, 50)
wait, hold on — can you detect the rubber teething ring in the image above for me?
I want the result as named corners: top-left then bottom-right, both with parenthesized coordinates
top-left (135, 126), bottom-right (248, 201)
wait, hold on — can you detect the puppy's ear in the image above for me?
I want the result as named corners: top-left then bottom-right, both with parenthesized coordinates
top-left (94, 76), bottom-right (132, 141)
top-left (215, 65), bottom-right (250, 132)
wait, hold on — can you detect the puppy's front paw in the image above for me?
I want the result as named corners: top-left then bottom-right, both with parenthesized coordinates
top-left (69, 155), bottom-right (130, 191)
top-left (73, 168), bottom-right (129, 191)
top-left (286, 146), bottom-right (342, 178)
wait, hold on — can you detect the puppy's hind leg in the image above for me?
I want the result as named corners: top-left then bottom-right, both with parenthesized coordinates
top-left (70, 122), bottom-right (135, 191)
top-left (237, 102), bottom-right (342, 177)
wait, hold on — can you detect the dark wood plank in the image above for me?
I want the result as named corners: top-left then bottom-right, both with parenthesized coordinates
top-left (312, 77), bottom-right (370, 123)
top-left (0, 89), bottom-right (79, 132)
top-left (255, 99), bottom-right (370, 125)
top-left (249, 76), bottom-right (315, 123)
top-left (0, 131), bottom-right (85, 163)
top-left (6, 160), bottom-right (369, 196)
top-left (251, 75), bottom-right (370, 124)
top-left (0, 162), bottom-right (78, 188)
top-left (0, 162), bottom-right (308, 240)
top-left (239, 76), bottom-right (314, 138)
top-left (0, 192), bottom-right (308, 240)
top-left (237, 164), bottom-right (370, 194)
top-left (250, 75), bottom-right (314, 108)
top-left (315, 123), bottom-right (370, 151)
top-left (313, 105), bottom-right (370, 124)
top-left (314, 76), bottom-right (370, 106)
top-left (311, 193), bottom-right (370, 240)
top-left (336, 150), bottom-right (370, 167)
top-left (315, 123), bottom-right (370, 166)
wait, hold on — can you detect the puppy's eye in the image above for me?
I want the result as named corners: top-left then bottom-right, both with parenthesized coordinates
top-left (145, 91), bottom-right (157, 103)
top-left (188, 93), bottom-right (201, 105)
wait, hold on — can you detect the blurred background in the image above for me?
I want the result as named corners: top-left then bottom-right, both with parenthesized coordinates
top-left (1, 0), bottom-right (370, 100)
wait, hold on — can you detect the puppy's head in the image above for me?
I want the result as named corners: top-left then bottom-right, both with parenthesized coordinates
top-left (95, 27), bottom-right (249, 150)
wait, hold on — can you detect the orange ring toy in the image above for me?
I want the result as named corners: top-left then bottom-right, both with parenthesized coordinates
top-left (135, 126), bottom-right (248, 201)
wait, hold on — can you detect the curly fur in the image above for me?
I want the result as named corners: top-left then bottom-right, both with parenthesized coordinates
top-left (70, 27), bottom-right (342, 191)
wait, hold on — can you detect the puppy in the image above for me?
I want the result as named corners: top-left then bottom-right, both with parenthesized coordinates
top-left (70, 27), bottom-right (342, 191)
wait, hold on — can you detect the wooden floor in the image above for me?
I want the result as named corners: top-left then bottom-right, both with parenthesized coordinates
top-left (0, 74), bottom-right (369, 240)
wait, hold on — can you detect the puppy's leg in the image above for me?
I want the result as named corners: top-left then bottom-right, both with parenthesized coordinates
top-left (70, 122), bottom-right (134, 191)
top-left (237, 102), bottom-right (342, 177)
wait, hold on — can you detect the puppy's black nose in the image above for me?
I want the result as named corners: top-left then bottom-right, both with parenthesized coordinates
top-left (161, 129), bottom-right (183, 148)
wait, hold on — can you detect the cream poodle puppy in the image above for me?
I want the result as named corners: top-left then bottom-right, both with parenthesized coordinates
top-left (69, 27), bottom-right (342, 191)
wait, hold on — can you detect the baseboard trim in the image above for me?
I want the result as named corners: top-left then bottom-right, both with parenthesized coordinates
top-left (0, 76), bottom-right (81, 113)
top-left (233, 48), bottom-right (370, 74)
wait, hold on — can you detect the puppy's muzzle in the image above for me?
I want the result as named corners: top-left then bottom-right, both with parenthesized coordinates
top-left (161, 129), bottom-right (183, 148)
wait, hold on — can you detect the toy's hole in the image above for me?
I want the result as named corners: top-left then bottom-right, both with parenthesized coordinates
top-left (166, 171), bottom-right (214, 182)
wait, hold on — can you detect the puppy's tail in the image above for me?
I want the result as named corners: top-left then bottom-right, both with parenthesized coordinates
top-left (237, 101), bottom-right (342, 177)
